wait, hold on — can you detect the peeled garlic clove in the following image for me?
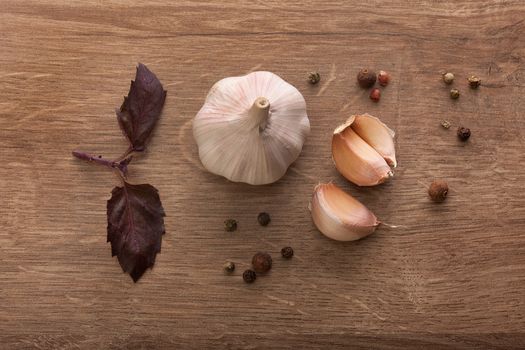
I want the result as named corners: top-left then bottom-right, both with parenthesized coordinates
top-left (332, 119), bottom-right (393, 186)
top-left (193, 71), bottom-right (310, 185)
top-left (310, 183), bottom-right (380, 241)
top-left (351, 114), bottom-right (397, 167)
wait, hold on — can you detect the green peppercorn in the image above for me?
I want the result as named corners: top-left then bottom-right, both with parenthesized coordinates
top-left (243, 269), bottom-right (257, 283)
top-left (308, 72), bottom-right (321, 85)
top-left (468, 75), bottom-right (481, 89)
top-left (441, 120), bottom-right (451, 129)
top-left (281, 246), bottom-right (294, 259)
top-left (224, 219), bottom-right (237, 232)
top-left (257, 212), bottom-right (271, 226)
top-left (223, 261), bottom-right (235, 273)
top-left (450, 88), bottom-right (460, 99)
top-left (442, 72), bottom-right (454, 84)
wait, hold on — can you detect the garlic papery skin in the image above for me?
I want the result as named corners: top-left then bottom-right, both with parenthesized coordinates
top-left (193, 71), bottom-right (310, 185)
top-left (332, 119), bottom-right (393, 186)
top-left (310, 183), bottom-right (380, 241)
top-left (350, 114), bottom-right (397, 167)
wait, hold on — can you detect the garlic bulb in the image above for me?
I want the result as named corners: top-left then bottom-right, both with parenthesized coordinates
top-left (332, 114), bottom-right (396, 186)
top-left (310, 183), bottom-right (380, 241)
top-left (193, 71), bottom-right (310, 185)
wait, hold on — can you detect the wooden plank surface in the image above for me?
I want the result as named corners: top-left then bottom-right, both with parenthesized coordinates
top-left (1, 0), bottom-right (525, 348)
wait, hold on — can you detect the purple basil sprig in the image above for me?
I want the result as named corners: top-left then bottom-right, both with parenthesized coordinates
top-left (73, 63), bottom-right (167, 282)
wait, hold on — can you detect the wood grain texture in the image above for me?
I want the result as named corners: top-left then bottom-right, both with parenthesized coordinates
top-left (1, 0), bottom-right (525, 348)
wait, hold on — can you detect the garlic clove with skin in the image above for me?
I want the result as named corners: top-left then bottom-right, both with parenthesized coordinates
top-left (193, 71), bottom-right (310, 185)
top-left (350, 114), bottom-right (397, 168)
top-left (332, 119), bottom-right (393, 186)
top-left (310, 183), bottom-right (380, 241)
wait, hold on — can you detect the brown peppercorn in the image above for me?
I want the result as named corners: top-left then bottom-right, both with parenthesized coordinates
top-left (257, 212), bottom-right (271, 226)
top-left (377, 70), bottom-right (390, 86)
top-left (357, 68), bottom-right (376, 88)
top-left (223, 261), bottom-right (235, 273)
top-left (281, 247), bottom-right (294, 259)
top-left (450, 88), bottom-right (460, 99)
top-left (252, 252), bottom-right (272, 273)
top-left (243, 269), bottom-right (257, 283)
top-left (224, 219), bottom-right (237, 232)
top-left (369, 88), bottom-right (381, 102)
top-left (308, 72), bottom-right (321, 85)
top-left (457, 127), bottom-right (471, 141)
top-left (428, 180), bottom-right (449, 203)
top-left (442, 72), bottom-right (454, 84)
top-left (467, 75), bottom-right (481, 89)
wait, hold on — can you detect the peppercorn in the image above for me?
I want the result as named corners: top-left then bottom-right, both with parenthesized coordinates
top-left (467, 75), bottom-right (481, 89)
top-left (243, 269), bottom-right (257, 283)
top-left (369, 88), bottom-right (381, 102)
top-left (223, 261), bottom-right (235, 273)
top-left (442, 72), bottom-right (454, 84)
top-left (251, 252), bottom-right (272, 273)
top-left (428, 180), bottom-right (449, 203)
top-left (450, 88), bottom-right (460, 99)
top-left (308, 72), bottom-right (321, 85)
top-left (357, 68), bottom-right (376, 88)
top-left (257, 212), bottom-right (271, 226)
top-left (377, 70), bottom-right (390, 86)
top-left (457, 127), bottom-right (471, 141)
top-left (224, 219), bottom-right (237, 232)
top-left (281, 246), bottom-right (294, 259)
top-left (441, 120), bottom-right (451, 129)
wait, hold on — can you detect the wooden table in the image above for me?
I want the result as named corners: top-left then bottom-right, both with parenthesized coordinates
top-left (1, 1), bottom-right (524, 348)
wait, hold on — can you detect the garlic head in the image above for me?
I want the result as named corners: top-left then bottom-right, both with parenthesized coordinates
top-left (193, 71), bottom-right (310, 185)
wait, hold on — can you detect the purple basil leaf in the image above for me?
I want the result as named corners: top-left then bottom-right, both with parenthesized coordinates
top-left (117, 63), bottom-right (167, 151)
top-left (107, 182), bottom-right (166, 282)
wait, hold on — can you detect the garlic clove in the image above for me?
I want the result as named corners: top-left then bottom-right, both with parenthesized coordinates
top-left (350, 114), bottom-right (397, 168)
top-left (193, 71), bottom-right (310, 185)
top-left (310, 183), bottom-right (380, 241)
top-left (332, 119), bottom-right (393, 186)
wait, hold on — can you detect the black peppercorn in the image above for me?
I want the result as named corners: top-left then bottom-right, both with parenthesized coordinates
top-left (243, 269), bottom-right (257, 283)
top-left (257, 212), bottom-right (271, 226)
top-left (281, 247), bottom-right (294, 259)
top-left (428, 180), bottom-right (449, 203)
top-left (457, 127), bottom-right (471, 141)
top-left (223, 261), bottom-right (235, 273)
top-left (357, 68), bottom-right (376, 88)
top-left (308, 72), bottom-right (321, 85)
top-left (252, 252), bottom-right (272, 273)
top-left (224, 219), bottom-right (237, 232)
